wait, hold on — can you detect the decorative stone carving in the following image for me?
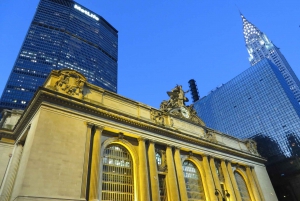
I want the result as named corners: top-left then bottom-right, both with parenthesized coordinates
top-left (150, 110), bottom-right (165, 126)
top-left (159, 85), bottom-right (205, 126)
top-left (55, 70), bottom-right (86, 99)
top-left (118, 132), bottom-right (124, 140)
top-left (245, 139), bottom-right (259, 155)
top-left (204, 129), bottom-right (218, 143)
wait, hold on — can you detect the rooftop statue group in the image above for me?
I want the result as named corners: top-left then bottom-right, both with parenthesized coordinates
top-left (158, 85), bottom-right (203, 125)
top-left (160, 85), bottom-right (189, 111)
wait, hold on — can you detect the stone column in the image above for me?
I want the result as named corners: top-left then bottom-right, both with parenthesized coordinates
top-left (198, 160), bottom-right (211, 201)
top-left (227, 162), bottom-right (242, 201)
top-left (220, 160), bottom-right (237, 201)
top-left (81, 123), bottom-right (93, 198)
top-left (174, 148), bottom-right (188, 201)
top-left (138, 138), bottom-right (150, 201)
top-left (0, 142), bottom-right (23, 201)
top-left (166, 146), bottom-right (180, 201)
top-left (246, 167), bottom-right (261, 201)
top-left (210, 158), bottom-right (222, 201)
top-left (89, 126), bottom-right (104, 201)
top-left (202, 155), bottom-right (217, 201)
top-left (251, 167), bottom-right (265, 201)
top-left (147, 141), bottom-right (160, 201)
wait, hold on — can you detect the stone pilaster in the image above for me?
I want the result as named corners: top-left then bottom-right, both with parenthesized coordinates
top-left (138, 138), bottom-right (150, 201)
top-left (166, 146), bottom-right (180, 201)
top-left (210, 157), bottom-right (222, 201)
top-left (202, 155), bottom-right (217, 201)
top-left (0, 142), bottom-right (23, 201)
top-left (197, 159), bottom-right (211, 201)
top-left (246, 167), bottom-right (261, 201)
top-left (227, 162), bottom-right (242, 201)
top-left (251, 167), bottom-right (265, 201)
top-left (81, 123), bottom-right (93, 198)
top-left (174, 148), bottom-right (188, 201)
top-left (89, 126), bottom-right (104, 201)
top-left (147, 141), bottom-right (160, 201)
top-left (220, 160), bottom-right (237, 201)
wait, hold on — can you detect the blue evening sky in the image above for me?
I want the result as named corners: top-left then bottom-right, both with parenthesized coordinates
top-left (0, 1), bottom-right (299, 109)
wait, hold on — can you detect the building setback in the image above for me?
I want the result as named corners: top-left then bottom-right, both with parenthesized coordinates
top-left (0, 0), bottom-right (118, 110)
top-left (0, 69), bottom-right (277, 201)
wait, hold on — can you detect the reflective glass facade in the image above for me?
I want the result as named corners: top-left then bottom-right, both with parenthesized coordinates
top-left (0, 0), bottom-right (118, 110)
top-left (194, 59), bottom-right (300, 164)
top-left (242, 14), bottom-right (300, 102)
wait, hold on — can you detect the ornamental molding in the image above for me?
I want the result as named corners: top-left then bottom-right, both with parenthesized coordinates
top-left (54, 69), bottom-right (86, 99)
top-left (203, 129), bottom-right (218, 143)
top-left (244, 139), bottom-right (260, 156)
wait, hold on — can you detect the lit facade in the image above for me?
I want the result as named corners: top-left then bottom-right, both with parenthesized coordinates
top-left (241, 14), bottom-right (300, 102)
top-left (194, 59), bottom-right (300, 200)
top-left (0, 0), bottom-right (118, 110)
top-left (0, 69), bottom-right (277, 201)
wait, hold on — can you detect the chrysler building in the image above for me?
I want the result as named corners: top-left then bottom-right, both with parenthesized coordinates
top-left (241, 14), bottom-right (300, 102)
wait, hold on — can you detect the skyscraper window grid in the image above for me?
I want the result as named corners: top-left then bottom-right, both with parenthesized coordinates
top-left (194, 59), bottom-right (300, 163)
top-left (0, 0), bottom-right (118, 110)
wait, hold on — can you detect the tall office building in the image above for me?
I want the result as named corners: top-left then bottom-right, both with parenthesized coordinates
top-left (0, 0), bottom-right (118, 110)
top-left (242, 14), bottom-right (300, 102)
top-left (194, 59), bottom-right (300, 200)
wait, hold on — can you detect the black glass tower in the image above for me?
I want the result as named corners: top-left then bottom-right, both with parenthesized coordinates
top-left (0, 0), bottom-right (118, 110)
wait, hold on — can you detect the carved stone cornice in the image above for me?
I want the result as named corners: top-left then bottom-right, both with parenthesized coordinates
top-left (10, 88), bottom-right (266, 164)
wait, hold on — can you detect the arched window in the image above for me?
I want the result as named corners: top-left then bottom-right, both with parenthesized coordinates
top-left (102, 144), bottom-right (134, 201)
top-left (183, 160), bottom-right (205, 201)
top-left (234, 172), bottom-right (251, 201)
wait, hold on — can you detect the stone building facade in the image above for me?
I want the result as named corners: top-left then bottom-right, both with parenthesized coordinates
top-left (0, 69), bottom-right (277, 201)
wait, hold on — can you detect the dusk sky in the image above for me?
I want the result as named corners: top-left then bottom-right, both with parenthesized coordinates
top-left (1, 0), bottom-right (299, 109)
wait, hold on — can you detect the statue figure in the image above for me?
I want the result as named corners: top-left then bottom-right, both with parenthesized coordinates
top-left (167, 85), bottom-right (189, 108)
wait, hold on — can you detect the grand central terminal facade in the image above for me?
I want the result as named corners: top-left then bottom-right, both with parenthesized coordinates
top-left (0, 70), bottom-right (277, 201)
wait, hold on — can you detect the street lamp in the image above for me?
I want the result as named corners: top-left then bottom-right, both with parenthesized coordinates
top-left (215, 188), bottom-right (230, 201)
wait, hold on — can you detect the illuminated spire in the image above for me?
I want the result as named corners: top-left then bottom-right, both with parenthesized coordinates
top-left (240, 14), bottom-right (300, 103)
top-left (241, 14), bottom-right (262, 45)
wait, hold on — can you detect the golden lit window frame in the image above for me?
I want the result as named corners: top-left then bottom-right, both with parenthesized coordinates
top-left (182, 160), bottom-right (206, 201)
top-left (234, 170), bottom-right (251, 201)
top-left (100, 137), bottom-right (139, 201)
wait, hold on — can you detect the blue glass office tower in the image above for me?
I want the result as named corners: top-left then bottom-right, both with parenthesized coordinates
top-left (194, 59), bottom-right (300, 200)
top-left (0, 0), bottom-right (118, 110)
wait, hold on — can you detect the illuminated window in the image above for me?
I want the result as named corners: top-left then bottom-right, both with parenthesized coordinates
top-left (102, 145), bottom-right (134, 201)
top-left (156, 152), bottom-right (162, 166)
top-left (234, 172), bottom-right (251, 201)
top-left (183, 160), bottom-right (205, 201)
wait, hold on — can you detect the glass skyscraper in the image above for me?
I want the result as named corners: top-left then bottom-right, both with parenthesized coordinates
top-left (242, 14), bottom-right (300, 102)
top-left (194, 59), bottom-right (300, 200)
top-left (0, 0), bottom-right (118, 110)
top-left (194, 59), bottom-right (300, 161)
